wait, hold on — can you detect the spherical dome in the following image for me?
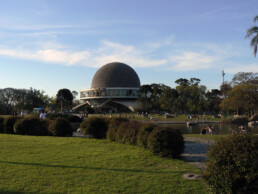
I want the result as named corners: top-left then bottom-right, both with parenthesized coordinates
top-left (91, 62), bottom-right (141, 88)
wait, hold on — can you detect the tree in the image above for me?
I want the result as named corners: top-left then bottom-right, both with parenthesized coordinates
top-left (231, 72), bottom-right (258, 86)
top-left (221, 84), bottom-right (258, 116)
top-left (246, 15), bottom-right (258, 57)
top-left (159, 88), bottom-right (179, 113)
top-left (56, 89), bottom-right (74, 112)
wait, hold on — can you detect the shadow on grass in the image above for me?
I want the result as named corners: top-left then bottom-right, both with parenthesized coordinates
top-left (0, 190), bottom-right (26, 194)
top-left (0, 160), bottom-right (171, 174)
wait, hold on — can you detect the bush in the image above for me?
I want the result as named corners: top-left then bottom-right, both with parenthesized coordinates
top-left (147, 127), bottom-right (184, 158)
top-left (14, 116), bottom-right (50, 136)
top-left (106, 117), bottom-right (129, 141)
top-left (116, 121), bottom-right (141, 145)
top-left (204, 134), bottom-right (258, 194)
top-left (4, 116), bottom-right (22, 134)
top-left (80, 117), bottom-right (108, 139)
top-left (137, 123), bottom-right (156, 148)
top-left (0, 117), bottom-right (4, 133)
top-left (231, 116), bottom-right (249, 125)
top-left (48, 118), bottom-right (73, 137)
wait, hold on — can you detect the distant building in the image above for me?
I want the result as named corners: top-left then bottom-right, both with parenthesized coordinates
top-left (79, 62), bottom-right (141, 112)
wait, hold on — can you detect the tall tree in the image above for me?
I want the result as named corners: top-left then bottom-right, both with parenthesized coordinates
top-left (56, 89), bottom-right (74, 112)
top-left (246, 15), bottom-right (258, 57)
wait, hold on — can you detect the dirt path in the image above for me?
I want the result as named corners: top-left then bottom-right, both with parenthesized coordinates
top-left (182, 137), bottom-right (215, 170)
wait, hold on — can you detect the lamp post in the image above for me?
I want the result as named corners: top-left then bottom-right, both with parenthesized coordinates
top-left (222, 70), bottom-right (226, 117)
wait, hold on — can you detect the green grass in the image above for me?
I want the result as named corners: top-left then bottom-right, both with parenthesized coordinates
top-left (0, 134), bottom-right (209, 193)
top-left (184, 134), bottom-right (230, 141)
top-left (90, 113), bottom-right (222, 122)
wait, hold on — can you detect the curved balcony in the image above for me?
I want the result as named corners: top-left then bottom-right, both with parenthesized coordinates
top-left (80, 87), bottom-right (139, 100)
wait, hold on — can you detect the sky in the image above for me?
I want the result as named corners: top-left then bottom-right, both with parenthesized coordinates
top-left (0, 0), bottom-right (257, 97)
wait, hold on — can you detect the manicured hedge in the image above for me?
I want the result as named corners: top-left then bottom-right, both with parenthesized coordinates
top-left (4, 116), bottom-right (22, 134)
top-left (14, 116), bottom-right (50, 136)
top-left (48, 118), bottom-right (73, 137)
top-left (0, 117), bottom-right (4, 133)
top-left (137, 123), bottom-right (156, 148)
top-left (147, 127), bottom-right (185, 158)
top-left (204, 134), bottom-right (258, 194)
top-left (116, 121), bottom-right (141, 145)
top-left (106, 117), bottom-right (129, 141)
top-left (80, 117), bottom-right (108, 139)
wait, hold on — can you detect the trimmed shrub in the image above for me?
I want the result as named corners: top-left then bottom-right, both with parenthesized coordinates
top-left (0, 117), bottom-right (4, 133)
top-left (4, 116), bottom-right (22, 134)
top-left (147, 127), bottom-right (184, 158)
top-left (204, 134), bottom-right (258, 194)
top-left (116, 121), bottom-right (141, 145)
top-left (14, 116), bottom-right (50, 136)
top-left (80, 117), bottom-right (108, 139)
top-left (48, 118), bottom-right (73, 137)
top-left (106, 117), bottom-right (129, 141)
top-left (137, 123), bottom-right (156, 148)
top-left (231, 116), bottom-right (249, 125)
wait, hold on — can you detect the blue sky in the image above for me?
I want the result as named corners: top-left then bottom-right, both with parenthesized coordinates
top-left (0, 0), bottom-right (257, 97)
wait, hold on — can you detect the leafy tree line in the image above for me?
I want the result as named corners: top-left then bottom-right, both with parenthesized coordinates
top-left (137, 72), bottom-right (257, 116)
top-left (0, 88), bottom-right (78, 115)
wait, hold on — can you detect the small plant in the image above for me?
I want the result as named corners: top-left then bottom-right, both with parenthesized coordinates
top-left (14, 116), bottom-right (50, 136)
top-left (106, 117), bottom-right (129, 141)
top-left (80, 117), bottom-right (108, 139)
top-left (137, 123), bottom-right (156, 148)
top-left (147, 127), bottom-right (184, 158)
top-left (4, 116), bottom-right (22, 134)
top-left (48, 118), bottom-right (73, 137)
top-left (204, 134), bottom-right (258, 194)
top-left (0, 117), bottom-right (4, 133)
top-left (116, 121), bottom-right (141, 145)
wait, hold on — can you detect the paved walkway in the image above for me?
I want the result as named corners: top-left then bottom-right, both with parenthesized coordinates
top-left (182, 137), bottom-right (215, 170)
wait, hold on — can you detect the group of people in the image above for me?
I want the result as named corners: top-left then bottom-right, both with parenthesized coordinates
top-left (231, 125), bottom-right (247, 134)
top-left (201, 126), bottom-right (215, 135)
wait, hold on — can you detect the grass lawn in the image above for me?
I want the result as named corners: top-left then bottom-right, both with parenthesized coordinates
top-left (0, 134), bottom-right (209, 193)
top-left (90, 113), bottom-right (222, 122)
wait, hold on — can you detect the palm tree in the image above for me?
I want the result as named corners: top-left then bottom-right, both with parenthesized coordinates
top-left (246, 15), bottom-right (258, 57)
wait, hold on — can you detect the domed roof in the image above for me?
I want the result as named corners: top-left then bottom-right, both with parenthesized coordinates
top-left (91, 62), bottom-right (141, 88)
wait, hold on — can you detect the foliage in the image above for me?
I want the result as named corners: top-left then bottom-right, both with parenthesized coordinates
top-left (56, 88), bottom-right (74, 110)
top-left (106, 117), bottom-right (129, 141)
top-left (14, 116), bottom-right (50, 136)
top-left (0, 117), bottom-right (4, 133)
top-left (159, 88), bottom-right (179, 113)
top-left (80, 117), bottom-right (108, 139)
top-left (137, 123), bottom-right (156, 148)
top-left (250, 113), bottom-right (258, 121)
top-left (4, 116), bottom-right (22, 134)
top-left (0, 87), bottom-right (50, 114)
top-left (48, 118), bottom-right (73, 137)
top-left (246, 15), bottom-right (258, 57)
top-left (147, 127), bottom-right (185, 158)
top-left (204, 134), bottom-right (258, 194)
top-left (222, 84), bottom-right (258, 116)
top-left (116, 121), bottom-right (141, 145)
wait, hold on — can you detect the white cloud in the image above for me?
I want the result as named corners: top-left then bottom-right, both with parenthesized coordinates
top-left (0, 48), bottom-right (91, 66)
top-left (225, 64), bottom-right (258, 74)
top-left (168, 51), bottom-right (216, 71)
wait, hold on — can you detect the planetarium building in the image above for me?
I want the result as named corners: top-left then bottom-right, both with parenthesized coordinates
top-left (80, 62), bottom-right (141, 112)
